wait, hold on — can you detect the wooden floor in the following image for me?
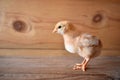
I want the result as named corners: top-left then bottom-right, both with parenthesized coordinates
top-left (0, 56), bottom-right (120, 80)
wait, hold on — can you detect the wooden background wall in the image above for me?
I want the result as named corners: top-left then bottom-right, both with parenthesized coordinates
top-left (0, 0), bottom-right (120, 57)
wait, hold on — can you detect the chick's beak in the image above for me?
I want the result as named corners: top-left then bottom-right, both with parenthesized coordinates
top-left (52, 29), bottom-right (57, 33)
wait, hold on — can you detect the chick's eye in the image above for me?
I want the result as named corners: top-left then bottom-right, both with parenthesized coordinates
top-left (58, 26), bottom-right (62, 29)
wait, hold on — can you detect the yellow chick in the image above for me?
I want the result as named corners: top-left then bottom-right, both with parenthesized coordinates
top-left (53, 21), bottom-right (102, 71)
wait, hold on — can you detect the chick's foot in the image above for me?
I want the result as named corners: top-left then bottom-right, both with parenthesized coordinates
top-left (73, 63), bottom-right (83, 70)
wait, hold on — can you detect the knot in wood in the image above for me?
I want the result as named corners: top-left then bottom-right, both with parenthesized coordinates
top-left (13, 20), bottom-right (28, 33)
top-left (93, 14), bottom-right (103, 23)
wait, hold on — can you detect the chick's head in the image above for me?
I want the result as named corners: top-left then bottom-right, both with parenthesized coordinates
top-left (53, 21), bottom-right (73, 35)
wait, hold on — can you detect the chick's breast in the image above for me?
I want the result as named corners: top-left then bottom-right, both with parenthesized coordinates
top-left (64, 38), bottom-right (78, 54)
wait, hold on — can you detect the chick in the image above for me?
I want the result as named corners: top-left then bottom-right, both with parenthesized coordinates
top-left (53, 21), bottom-right (102, 71)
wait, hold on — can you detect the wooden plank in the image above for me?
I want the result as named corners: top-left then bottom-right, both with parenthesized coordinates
top-left (0, 49), bottom-right (119, 57)
top-left (0, 73), bottom-right (114, 80)
top-left (0, 56), bottom-right (119, 80)
top-left (0, 0), bottom-right (119, 50)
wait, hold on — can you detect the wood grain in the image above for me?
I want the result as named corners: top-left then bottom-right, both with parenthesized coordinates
top-left (0, 0), bottom-right (120, 56)
top-left (0, 49), bottom-right (119, 57)
top-left (0, 56), bottom-right (119, 80)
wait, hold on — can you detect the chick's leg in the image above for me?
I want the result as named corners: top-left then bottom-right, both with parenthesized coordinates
top-left (73, 58), bottom-right (90, 71)
top-left (82, 58), bottom-right (90, 71)
top-left (73, 59), bottom-right (86, 70)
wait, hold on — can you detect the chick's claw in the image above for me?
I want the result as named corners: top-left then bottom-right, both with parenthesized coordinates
top-left (73, 63), bottom-right (82, 70)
